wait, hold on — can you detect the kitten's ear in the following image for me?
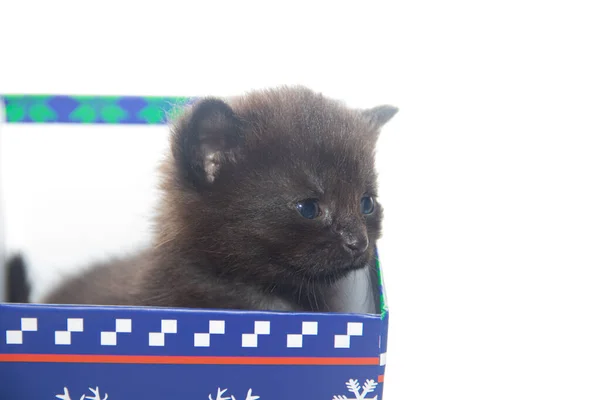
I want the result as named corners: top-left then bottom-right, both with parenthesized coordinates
top-left (362, 105), bottom-right (398, 128)
top-left (172, 98), bottom-right (243, 186)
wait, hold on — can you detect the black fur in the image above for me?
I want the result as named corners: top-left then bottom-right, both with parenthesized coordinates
top-left (5, 254), bottom-right (31, 303)
top-left (43, 86), bottom-right (397, 312)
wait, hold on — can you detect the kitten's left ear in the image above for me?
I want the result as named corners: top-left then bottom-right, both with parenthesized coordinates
top-left (362, 105), bottom-right (398, 128)
top-left (172, 98), bottom-right (243, 187)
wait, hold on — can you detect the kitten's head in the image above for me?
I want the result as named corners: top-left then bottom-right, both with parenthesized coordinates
top-left (157, 86), bottom-right (397, 286)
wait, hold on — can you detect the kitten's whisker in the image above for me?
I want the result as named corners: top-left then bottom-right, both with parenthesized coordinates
top-left (310, 274), bottom-right (319, 311)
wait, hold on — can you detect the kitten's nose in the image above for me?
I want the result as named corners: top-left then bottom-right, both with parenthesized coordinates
top-left (342, 234), bottom-right (369, 255)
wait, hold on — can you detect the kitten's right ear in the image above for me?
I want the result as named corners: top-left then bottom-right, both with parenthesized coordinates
top-left (172, 98), bottom-right (243, 186)
top-left (362, 105), bottom-right (398, 129)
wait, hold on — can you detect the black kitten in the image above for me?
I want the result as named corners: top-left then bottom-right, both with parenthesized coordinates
top-left (43, 86), bottom-right (397, 312)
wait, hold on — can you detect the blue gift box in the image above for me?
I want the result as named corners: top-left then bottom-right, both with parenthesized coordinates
top-left (0, 95), bottom-right (390, 400)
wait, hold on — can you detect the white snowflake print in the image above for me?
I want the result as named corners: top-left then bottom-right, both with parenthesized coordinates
top-left (208, 387), bottom-right (260, 400)
top-left (56, 386), bottom-right (108, 400)
top-left (332, 379), bottom-right (378, 400)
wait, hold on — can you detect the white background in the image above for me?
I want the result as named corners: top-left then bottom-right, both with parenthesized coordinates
top-left (1, 0), bottom-right (600, 398)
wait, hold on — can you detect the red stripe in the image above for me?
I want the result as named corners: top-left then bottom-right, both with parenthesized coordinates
top-left (378, 374), bottom-right (385, 383)
top-left (0, 354), bottom-right (379, 366)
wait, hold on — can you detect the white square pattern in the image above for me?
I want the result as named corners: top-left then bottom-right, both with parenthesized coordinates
top-left (347, 322), bottom-right (363, 336)
top-left (149, 332), bottom-right (165, 347)
top-left (242, 321), bottom-right (271, 348)
top-left (5, 318), bottom-right (38, 344)
top-left (115, 319), bottom-right (132, 333)
top-left (194, 320), bottom-right (226, 347)
top-left (242, 333), bottom-right (258, 348)
top-left (161, 320), bottom-right (177, 334)
top-left (334, 335), bottom-right (350, 348)
top-left (6, 330), bottom-right (23, 344)
top-left (55, 330), bottom-right (72, 345)
top-left (55, 318), bottom-right (84, 345)
top-left (21, 318), bottom-right (38, 332)
top-left (194, 333), bottom-right (211, 347)
top-left (101, 319), bottom-right (132, 346)
top-left (5, 316), bottom-right (371, 348)
top-left (287, 334), bottom-right (303, 348)
top-left (334, 322), bottom-right (364, 348)
top-left (67, 318), bottom-right (84, 332)
top-left (209, 320), bottom-right (225, 334)
top-left (287, 321), bottom-right (319, 348)
top-left (254, 321), bottom-right (270, 335)
top-left (302, 321), bottom-right (318, 335)
top-left (101, 331), bottom-right (118, 346)
top-left (149, 319), bottom-right (178, 347)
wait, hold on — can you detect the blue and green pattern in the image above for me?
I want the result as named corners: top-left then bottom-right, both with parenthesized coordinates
top-left (0, 95), bottom-right (194, 124)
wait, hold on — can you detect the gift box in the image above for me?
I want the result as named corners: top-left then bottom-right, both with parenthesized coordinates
top-left (0, 95), bottom-right (390, 399)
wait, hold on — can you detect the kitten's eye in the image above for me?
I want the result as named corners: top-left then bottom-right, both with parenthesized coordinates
top-left (360, 196), bottom-right (375, 215)
top-left (296, 199), bottom-right (321, 219)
